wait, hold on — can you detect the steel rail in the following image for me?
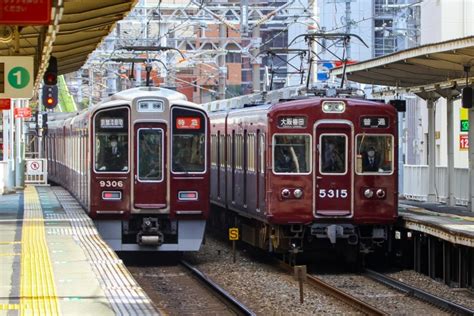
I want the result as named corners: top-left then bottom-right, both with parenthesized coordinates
top-left (365, 269), bottom-right (474, 316)
top-left (180, 260), bottom-right (256, 316)
top-left (274, 261), bottom-right (387, 316)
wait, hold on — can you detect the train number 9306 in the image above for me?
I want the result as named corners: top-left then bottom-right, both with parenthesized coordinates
top-left (99, 180), bottom-right (124, 188)
top-left (319, 189), bottom-right (348, 198)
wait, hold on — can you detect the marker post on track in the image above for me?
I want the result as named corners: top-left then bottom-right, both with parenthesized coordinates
top-left (229, 228), bottom-right (239, 263)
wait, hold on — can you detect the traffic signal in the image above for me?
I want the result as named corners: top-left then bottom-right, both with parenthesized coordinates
top-left (42, 85), bottom-right (58, 109)
top-left (43, 56), bottom-right (57, 85)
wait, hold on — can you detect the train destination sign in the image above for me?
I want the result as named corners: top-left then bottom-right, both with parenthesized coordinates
top-left (100, 118), bottom-right (124, 129)
top-left (0, 0), bottom-right (51, 25)
top-left (277, 116), bottom-right (307, 128)
top-left (360, 116), bottom-right (389, 128)
top-left (176, 117), bottom-right (201, 129)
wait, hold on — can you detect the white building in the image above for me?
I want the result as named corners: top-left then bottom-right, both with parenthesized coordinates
top-left (414, 0), bottom-right (474, 168)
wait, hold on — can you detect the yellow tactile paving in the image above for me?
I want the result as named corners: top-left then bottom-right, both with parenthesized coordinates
top-left (19, 186), bottom-right (60, 315)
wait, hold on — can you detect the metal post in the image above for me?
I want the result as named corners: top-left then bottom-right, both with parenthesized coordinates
top-left (310, 0), bottom-right (319, 87)
top-left (398, 112), bottom-right (404, 195)
top-left (251, 26), bottom-right (261, 93)
top-left (469, 106), bottom-right (474, 212)
top-left (446, 91), bottom-right (455, 206)
top-left (218, 24), bottom-right (227, 100)
top-left (14, 99), bottom-right (25, 189)
top-left (427, 99), bottom-right (437, 202)
top-left (3, 107), bottom-right (14, 192)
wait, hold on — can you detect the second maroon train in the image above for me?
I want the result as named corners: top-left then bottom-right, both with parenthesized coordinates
top-left (208, 97), bottom-right (399, 260)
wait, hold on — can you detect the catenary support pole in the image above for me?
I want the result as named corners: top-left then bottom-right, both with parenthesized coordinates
top-left (252, 26), bottom-right (261, 93)
top-left (218, 24), bottom-right (227, 100)
top-left (427, 99), bottom-right (437, 202)
top-left (446, 91), bottom-right (455, 206)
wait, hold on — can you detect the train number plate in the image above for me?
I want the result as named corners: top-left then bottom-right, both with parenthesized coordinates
top-left (99, 180), bottom-right (124, 188)
top-left (318, 189), bottom-right (348, 198)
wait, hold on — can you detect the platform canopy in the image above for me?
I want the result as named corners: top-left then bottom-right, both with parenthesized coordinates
top-left (0, 0), bottom-right (137, 90)
top-left (331, 36), bottom-right (474, 91)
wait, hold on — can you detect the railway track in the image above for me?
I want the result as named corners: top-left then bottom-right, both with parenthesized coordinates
top-left (276, 260), bottom-right (387, 315)
top-left (180, 260), bottom-right (256, 316)
top-left (364, 269), bottom-right (474, 316)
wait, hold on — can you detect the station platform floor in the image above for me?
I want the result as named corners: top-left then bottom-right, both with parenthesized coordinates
top-left (399, 200), bottom-right (474, 248)
top-left (0, 186), bottom-right (160, 315)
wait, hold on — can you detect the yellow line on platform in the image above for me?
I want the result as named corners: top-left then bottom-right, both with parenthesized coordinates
top-left (20, 186), bottom-right (59, 315)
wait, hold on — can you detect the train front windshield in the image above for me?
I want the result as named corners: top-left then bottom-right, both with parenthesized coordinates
top-left (171, 108), bottom-right (206, 173)
top-left (94, 107), bottom-right (129, 172)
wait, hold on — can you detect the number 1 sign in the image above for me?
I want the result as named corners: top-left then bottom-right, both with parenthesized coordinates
top-left (0, 57), bottom-right (34, 99)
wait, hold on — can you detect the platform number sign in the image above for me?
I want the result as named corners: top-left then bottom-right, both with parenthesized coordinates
top-left (460, 135), bottom-right (469, 151)
top-left (0, 57), bottom-right (33, 99)
top-left (229, 228), bottom-right (239, 241)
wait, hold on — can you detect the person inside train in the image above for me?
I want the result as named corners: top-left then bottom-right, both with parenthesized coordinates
top-left (322, 141), bottom-right (344, 173)
top-left (274, 135), bottom-right (300, 173)
top-left (362, 146), bottom-right (381, 172)
top-left (98, 134), bottom-right (127, 171)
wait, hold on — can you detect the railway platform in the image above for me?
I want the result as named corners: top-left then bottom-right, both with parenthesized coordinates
top-left (398, 201), bottom-right (474, 289)
top-left (0, 185), bottom-right (160, 315)
top-left (399, 201), bottom-right (474, 248)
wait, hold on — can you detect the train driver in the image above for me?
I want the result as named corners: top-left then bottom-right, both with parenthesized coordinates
top-left (362, 146), bottom-right (381, 172)
top-left (98, 135), bottom-right (128, 171)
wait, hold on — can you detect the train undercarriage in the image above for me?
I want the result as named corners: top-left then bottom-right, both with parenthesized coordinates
top-left (210, 204), bottom-right (393, 264)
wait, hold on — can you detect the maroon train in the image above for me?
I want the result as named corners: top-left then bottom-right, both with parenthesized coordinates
top-left (45, 87), bottom-right (210, 251)
top-left (209, 97), bottom-right (398, 259)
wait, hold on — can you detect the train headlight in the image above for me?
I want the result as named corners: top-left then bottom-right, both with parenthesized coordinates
top-left (322, 101), bottom-right (346, 113)
top-left (293, 189), bottom-right (303, 199)
top-left (281, 189), bottom-right (291, 198)
top-left (364, 189), bottom-right (374, 198)
top-left (376, 189), bottom-right (386, 199)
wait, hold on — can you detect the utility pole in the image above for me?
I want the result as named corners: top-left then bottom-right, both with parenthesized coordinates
top-left (218, 24), bottom-right (227, 100)
top-left (251, 26), bottom-right (261, 93)
top-left (309, 0), bottom-right (319, 87)
top-left (345, 0), bottom-right (352, 59)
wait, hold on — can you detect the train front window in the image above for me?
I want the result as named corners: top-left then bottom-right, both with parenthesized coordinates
top-left (320, 135), bottom-right (347, 174)
top-left (273, 134), bottom-right (311, 174)
top-left (137, 129), bottom-right (163, 181)
top-left (356, 134), bottom-right (393, 174)
top-left (94, 108), bottom-right (129, 173)
top-left (172, 108), bottom-right (206, 173)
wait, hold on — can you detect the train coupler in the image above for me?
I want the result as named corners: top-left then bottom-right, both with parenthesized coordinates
top-left (137, 217), bottom-right (164, 246)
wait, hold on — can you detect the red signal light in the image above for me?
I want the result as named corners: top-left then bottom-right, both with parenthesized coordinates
top-left (47, 98), bottom-right (54, 105)
top-left (44, 73), bottom-right (57, 85)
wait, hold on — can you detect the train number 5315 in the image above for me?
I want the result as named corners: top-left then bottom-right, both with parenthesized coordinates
top-left (319, 189), bottom-right (348, 198)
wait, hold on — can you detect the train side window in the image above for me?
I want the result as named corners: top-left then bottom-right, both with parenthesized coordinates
top-left (320, 134), bottom-right (347, 174)
top-left (355, 134), bottom-right (393, 175)
top-left (273, 134), bottom-right (311, 174)
top-left (211, 134), bottom-right (217, 166)
top-left (220, 134), bottom-right (226, 168)
top-left (93, 107), bottom-right (129, 173)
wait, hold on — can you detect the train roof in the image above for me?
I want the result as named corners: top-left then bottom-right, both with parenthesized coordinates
top-left (273, 96), bottom-right (393, 111)
top-left (90, 87), bottom-right (203, 111)
top-left (210, 96), bottom-right (393, 116)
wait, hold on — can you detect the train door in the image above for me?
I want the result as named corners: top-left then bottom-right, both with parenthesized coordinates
top-left (134, 123), bottom-right (167, 209)
top-left (314, 121), bottom-right (353, 217)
